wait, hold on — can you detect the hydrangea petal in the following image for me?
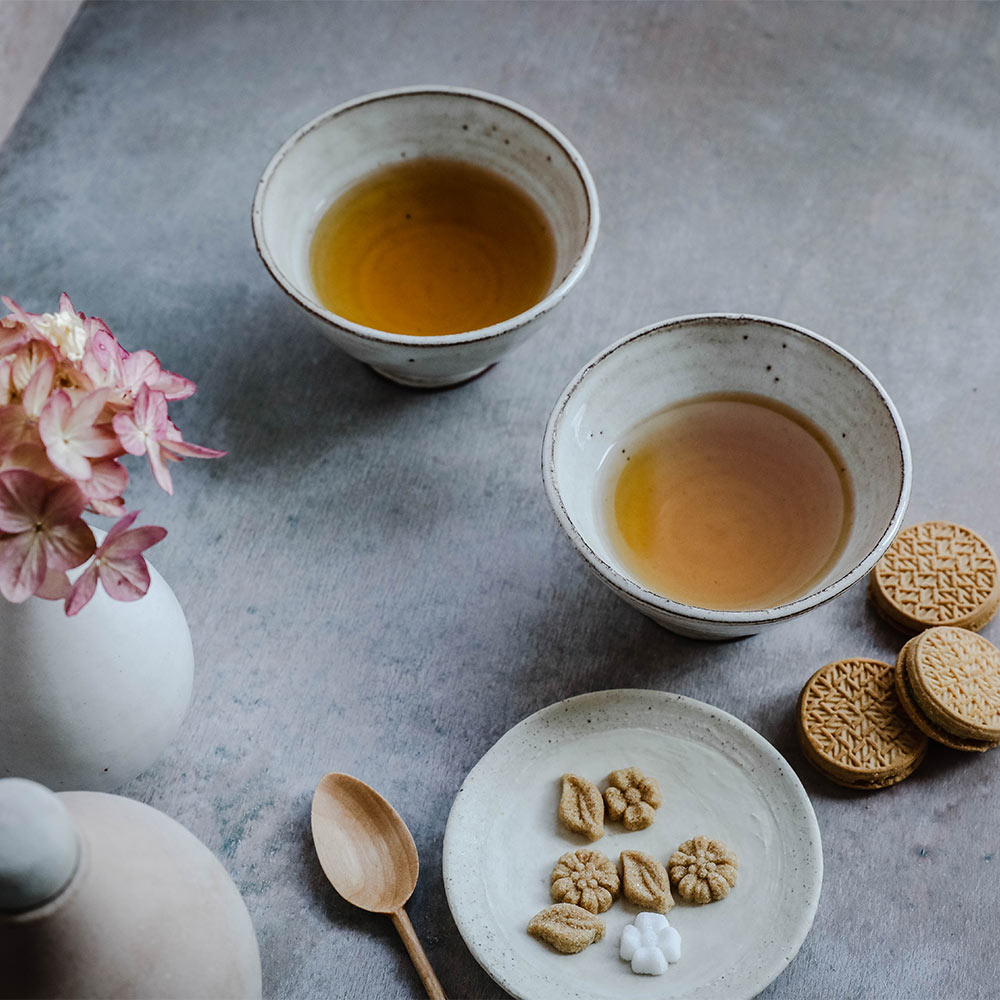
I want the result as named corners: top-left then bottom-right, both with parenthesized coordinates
top-left (0, 469), bottom-right (48, 532)
top-left (0, 530), bottom-right (47, 602)
top-left (65, 562), bottom-right (99, 617)
top-left (11, 340), bottom-right (57, 393)
top-left (106, 523), bottom-right (166, 559)
top-left (81, 458), bottom-right (128, 501)
top-left (37, 567), bottom-right (71, 601)
top-left (98, 553), bottom-right (151, 601)
top-left (111, 409), bottom-right (147, 456)
top-left (21, 359), bottom-right (55, 418)
top-left (0, 316), bottom-right (29, 356)
top-left (161, 436), bottom-right (226, 459)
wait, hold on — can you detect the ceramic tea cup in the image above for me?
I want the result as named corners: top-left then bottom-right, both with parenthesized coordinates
top-left (542, 314), bottom-right (912, 639)
top-left (252, 86), bottom-right (598, 388)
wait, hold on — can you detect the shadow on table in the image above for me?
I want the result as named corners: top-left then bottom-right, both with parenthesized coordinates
top-left (209, 291), bottom-right (502, 469)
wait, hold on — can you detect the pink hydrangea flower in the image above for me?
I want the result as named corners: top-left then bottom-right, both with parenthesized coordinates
top-left (38, 388), bottom-right (120, 481)
top-left (0, 294), bottom-right (224, 613)
top-left (113, 384), bottom-right (224, 495)
top-left (0, 469), bottom-right (95, 603)
top-left (65, 510), bottom-right (167, 616)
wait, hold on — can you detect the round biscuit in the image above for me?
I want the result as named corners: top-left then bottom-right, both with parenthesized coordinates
top-left (797, 658), bottom-right (927, 787)
top-left (870, 521), bottom-right (1000, 634)
top-left (907, 626), bottom-right (1000, 742)
top-left (894, 637), bottom-right (999, 752)
top-left (797, 711), bottom-right (924, 788)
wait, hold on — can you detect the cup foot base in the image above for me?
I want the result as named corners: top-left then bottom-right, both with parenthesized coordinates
top-left (368, 362), bottom-right (496, 390)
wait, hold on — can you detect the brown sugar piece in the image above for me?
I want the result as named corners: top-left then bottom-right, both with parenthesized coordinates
top-left (906, 626), bottom-right (1000, 743)
top-left (603, 767), bottom-right (662, 831)
top-left (797, 657), bottom-right (928, 789)
top-left (558, 774), bottom-right (605, 840)
top-left (668, 835), bottom-right (738, 904)
top-left (549, 848), bottom-right (619, 913)
top-left (870, 521), bottom-right (1000, 634)
top-left (894, 637), bottom-right (1000, 752)
top-left (620, 849), bottom-right (674, 913)
top-left (526, 903), bottom-right (605, 954)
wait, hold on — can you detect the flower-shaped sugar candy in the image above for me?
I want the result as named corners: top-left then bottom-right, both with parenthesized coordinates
top-left (620, 912), bottom-right (681, 976)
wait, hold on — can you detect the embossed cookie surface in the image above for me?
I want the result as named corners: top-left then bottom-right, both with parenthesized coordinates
top-left (894, 637), bottom-right (999, 752)
top-left (620, 850), bottom-right (674, 913)
top-left (603, 767), bottom-right (662, 831)
top-left (527, 903), bottom-right (605, 954)
top-left (798, 657), bottom-right (927, 787)
top-left (907, 627), bottom-right (1000, 742)
top-left (550, 848), bottom-right (619, 913)
top-left (558, 774), bottom-right (605, 840)
top-left (667, 835), bottom-right (738, 904)
top-left (871, 521), bottom-right (1000, 633)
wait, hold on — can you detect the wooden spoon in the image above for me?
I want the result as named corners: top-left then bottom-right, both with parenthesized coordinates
top-left (311, 772), bottom-right (447, 1000)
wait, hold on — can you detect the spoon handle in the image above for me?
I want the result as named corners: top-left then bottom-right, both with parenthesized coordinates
top-left (390, 908), bottom-right (447, 1000)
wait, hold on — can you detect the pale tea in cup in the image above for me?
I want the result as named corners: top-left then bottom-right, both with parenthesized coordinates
top-left (600, 392), bottom-right (853, 610)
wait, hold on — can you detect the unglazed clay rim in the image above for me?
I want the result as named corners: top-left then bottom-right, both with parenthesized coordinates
top-left (442, 688), bottom-right (824, 1000)
top-left (251, 85), bottom-right (599, 350)
top-left (541, 313), bottom-right (912, 630)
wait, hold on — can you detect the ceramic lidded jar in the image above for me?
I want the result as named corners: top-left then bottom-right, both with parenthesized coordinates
top-left (0, 778), bottom-right (263, 999)
top-left (0, 548), bottom-right (193, 791)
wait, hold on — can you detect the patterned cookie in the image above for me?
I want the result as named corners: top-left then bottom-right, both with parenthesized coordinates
top-left (527, 903), bottom-right (605, 954)
top-left (667, 836), bottom-right (738, 904)
top-left (870, 521), bottom-right (1000, 634)
top-left (558, 774), bottom-right (605, 841)
top-left (894, 637), bottom-right (999, 752)
top-left (603, 767), bottom-right (662, 831)
top-left (620, 850), bottom-right (674, 914)
top-left (797, 658), bottom-right (928, 788)
top-left (905, 627), bottom-right (1000, 743)
top-left (550, 849), bottom-right (619, 914)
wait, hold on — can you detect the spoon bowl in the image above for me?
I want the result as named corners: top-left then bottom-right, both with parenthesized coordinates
top-left (311, 772), bottom-right (446, 999)
top-left (312, 771), bottom-right (418, 913)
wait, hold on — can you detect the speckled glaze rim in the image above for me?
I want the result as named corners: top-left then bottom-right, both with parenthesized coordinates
top-left (251, 85), bottom-right (599, 352)
top-left (541, 313), bottom-right (912, 631)
top-left (442, 688), bottom-right (824, 1000)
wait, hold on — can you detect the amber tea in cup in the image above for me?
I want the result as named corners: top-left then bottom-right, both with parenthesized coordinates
top-left (600, 391), bottom-right (854, 610)
top-left (309, 157), bottom-right (557, 337)
top-left (254, 87), bottom-right (598, 386)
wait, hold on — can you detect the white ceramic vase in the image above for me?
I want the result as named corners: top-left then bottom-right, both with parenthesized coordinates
top-left (0, 778), bottom-right (263, 999)
top-left (0, 552), bottom-right (194, 791)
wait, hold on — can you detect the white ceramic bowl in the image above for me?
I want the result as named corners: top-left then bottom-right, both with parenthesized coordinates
top-left (542, 314), bottom-right (912, 639)
top-left (252, 86), bottom-right (598, 388)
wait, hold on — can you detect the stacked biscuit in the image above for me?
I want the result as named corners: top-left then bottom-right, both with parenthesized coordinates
top-left (894, 628), bottom-right (1000, 752)
top-left (798, 521), bottom-right (1000, 788)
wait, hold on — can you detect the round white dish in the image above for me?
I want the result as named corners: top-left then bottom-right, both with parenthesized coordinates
top-left (443, 689), bottom-right (822, 1000)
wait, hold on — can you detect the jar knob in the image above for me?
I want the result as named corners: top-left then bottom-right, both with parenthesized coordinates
top-left (0, 778), bottom-right (79, 912)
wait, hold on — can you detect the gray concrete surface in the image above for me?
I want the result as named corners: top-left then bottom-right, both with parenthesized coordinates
top-left (2, 2), bottom-right (998, 998)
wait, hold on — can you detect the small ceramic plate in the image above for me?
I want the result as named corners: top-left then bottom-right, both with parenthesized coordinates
top-left (443, 689), bottom-right (822, 1000)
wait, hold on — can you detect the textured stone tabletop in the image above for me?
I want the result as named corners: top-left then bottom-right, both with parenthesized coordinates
top-left (2, 2), bottom-right (999, 997)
